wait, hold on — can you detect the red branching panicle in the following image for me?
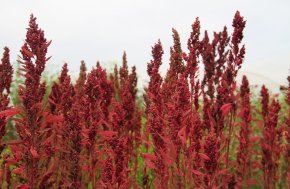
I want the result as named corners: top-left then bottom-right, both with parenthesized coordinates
top-left (75, 60), bottom-right (87, 95)
top-left (67, 95), bottom-right (83, 188)
top-left (11, 14), bottom-right (52, 188)
top-left (83, 62), bottom-right (113, 187)
top-left (169, 28), bottom-right (184, 75)
top-left (101, 153), bottom-right (114, 188)
top-left (236, 75), bottom-right (252, 187)
top-left (0, 47), bottom-right (13, 94)
top-left (261, 85), bottom-right (269, 118)
top-left (0, 47), bottom-right (13, 152)
top-left (204, 127), bottom-right (220, 188)
top-left (262, 99), bottom-right (281, 189)
top-left (145, 40), bottom-right (168, 188)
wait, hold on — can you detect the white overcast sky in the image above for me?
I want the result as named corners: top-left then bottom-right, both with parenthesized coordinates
top-left (1, 0), bottom-right (289, 90)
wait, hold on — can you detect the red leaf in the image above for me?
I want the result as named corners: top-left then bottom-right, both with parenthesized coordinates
top-left (192, 170), bottom-right (203, 176)
top-left (178, 126), bottom-right (186, 144)
top-left (46, 114), bottom-right (63, 123)
top-left (250, 136), bottom-right (260, 142)
top-left (100, 131), bottom-right (118, 138)
top-left (30, 147), bottom-right (39, 158)
top-left (46, 40), bottom-right (52, 48)
top-left (22, 47), bottom-right (34, 58)
top-left (0, 109), bottom-right (17, 117)
top-left (4, 139), bottom-right (23, 145)
top-left (220, 103), bottom-right (232, 117)
top-left (142, 153), bottom-right (157, 161)
top-left (48, 98), bottom-right (57, 106)
top-left (218, 168), bottom-right (230, 175)
top-left (13, 166), bottom-right (24, 175)
top-left (199, 153), bottom-right (210, 161)
top-left (101, 119), bottom-right (112, 129)
top-left (15, 184), bottom-right (30, 189)
top-left (144, 159), bottom-right (156, 170)
top-left (6, 158), bottom-right (18, 166)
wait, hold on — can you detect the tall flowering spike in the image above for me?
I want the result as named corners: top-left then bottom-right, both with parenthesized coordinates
top-left (186, 18), bottom-right (201, 88)
top-left (146, 40), bottom-right (163, 108)
top-left (12, 14), bottom-right (51, 188)
top-left (129, 66), bottom-right (138, 98)
top-left (187, 17), bottom-right (201, 51)
top-left (59, 63), bottom-right (69, 84)
top-left (262, 99), bottom-right (281, 189)
top-left (19, 14), bottom-right (51, 108)
top-left (232, 11), bottom-right (246, 56)
top-left (260, 85), bottom-right (269, 118)
top-left (83, 63), bottom-right (113, 187)
top-left (102, 154), bottom-right (114, 187)
top-left (236, 75), bottom-right (252, 187)
top-left (227, 11), bottom-right (246, 78)
top-left (169, 28), bottom-right (184, 74)
top-left (75, 60), bottom-right (87, 95)
top-left (0, 47), bottom-right (13, 94)
top-left (201, 30), bottom-right (215, 87)
top-left (85, 62), bottom-right (113, 119)
top-left (215, 26), bottom-right (230, 83)
top-left (67, 96), bottom-right (82, 188)
top-left (113, 64), bottom-right (119, 92)
top-left (204, 126), bottom-right (220, 188)
top-left (145, 40), bottom-right (168, 188)
top-left (120, 51), bottom-right (129, 84)
top-left (23, 14), bottom-right (50, 76)
top-left (0, 47), bottom-right (13, 153)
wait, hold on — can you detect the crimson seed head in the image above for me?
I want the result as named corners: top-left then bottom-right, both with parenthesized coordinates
top-left (0, 47), bottom-right (13, 94)
top-left (260, 85), bottom-right (269, 118)
top-left (232, 11), bottom-right (246, 55)
top-left (170, 28), bottom-right (184, 74)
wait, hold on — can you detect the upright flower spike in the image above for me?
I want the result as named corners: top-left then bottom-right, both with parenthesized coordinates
top-left (261, 100), bottom-right (281, 189)
top-left (120, 51), bottom-right (129, 86)
top-left (262, 99), bottom-right (281, 189)
top-left (201, 30), bottom-right (215, 85)
top-left (12, 14), bottom-right (52, 188)
top-left (204, 126), bottom-right (220, 188)
top-left (145, 40), bottom-right (168, 188)
top-left (0, 47), bottom-right (13, 153)
top-left (75, 60), bottom-right (87, 95)
top-left (261, 85), bottom-right (269, 118)
top-left (83, 62), bottom-right (113, 187)
top-left (236, 76), bottom-right (252, 187)
top-left (226, 11), bottom-right (246, 83)
top-left (186, 18), bottom-right (201, 99)
top-left (232, 11), bottom-right (246, 57)
top-left (169, 28), bottom-right (184, 75)
top-left (215, 26), bottom-right (230, 83)
top-left (0, 47), bottom-right (13, 94)
top-left (162, 29), bottom-right (184, 103)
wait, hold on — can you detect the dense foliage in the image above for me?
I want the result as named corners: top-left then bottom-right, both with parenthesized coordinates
top-left (0, 12), bottom-right (289, 189)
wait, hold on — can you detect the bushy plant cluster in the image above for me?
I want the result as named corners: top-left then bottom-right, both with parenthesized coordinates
top-left (0, 12), bottom-right (289, 189)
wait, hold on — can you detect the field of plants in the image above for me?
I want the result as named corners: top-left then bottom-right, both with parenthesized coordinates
top-left (0, 11), bottom-right (289, 189)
